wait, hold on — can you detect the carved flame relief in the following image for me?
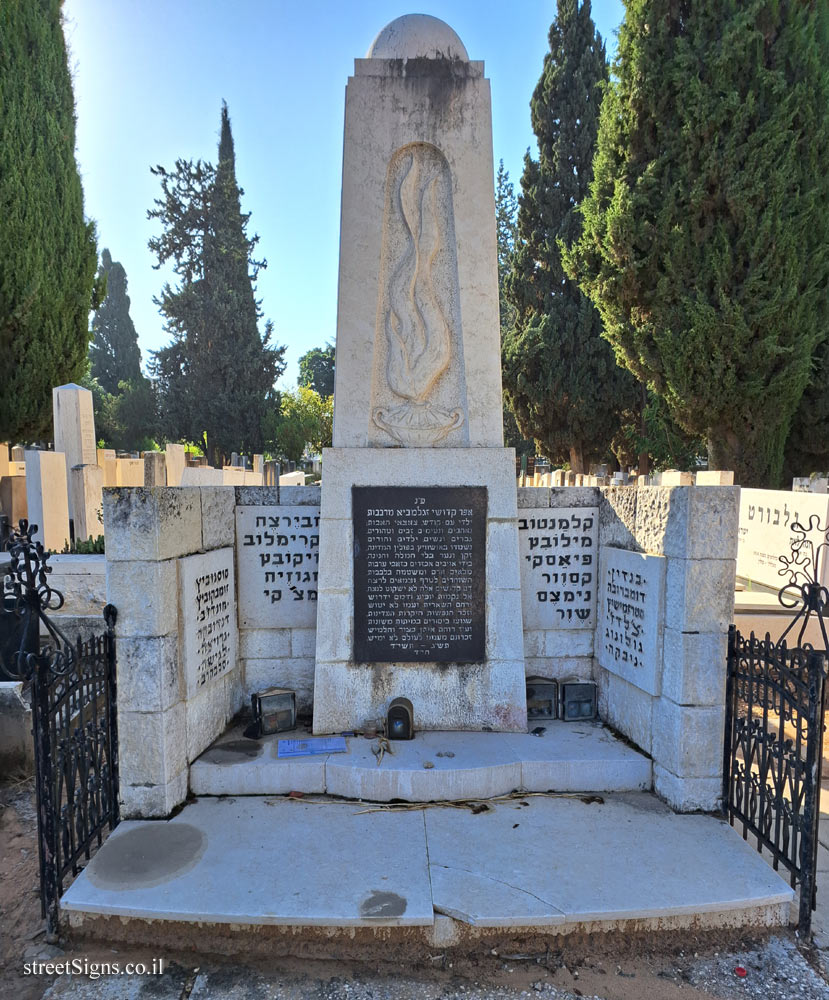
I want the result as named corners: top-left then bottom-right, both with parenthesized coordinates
top-left (372, 145), bottom-right (464, 446)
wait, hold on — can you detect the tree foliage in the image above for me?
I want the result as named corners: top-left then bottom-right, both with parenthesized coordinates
top-left (298, 343), bottom-right (335, 397)
top-left (495, 162), bottom-right (533, 458)
top-left (0, 0), bottom-right (102, 441)
top-left (263, 386), bottom-right (332, 464)
top-left (89, 249), bottom-right (143, 394)
top-left (565, 0), bottom-right (829, 487)
top-left (149, 103), bottom-right (285, 466)
top-left (503, 0), bottom-right (638, 473)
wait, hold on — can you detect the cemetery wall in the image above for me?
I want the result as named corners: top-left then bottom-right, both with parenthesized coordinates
top-left (595, 484), bottom-right (738, 810)
top-left (104, 486), bottom-right (242, 819)
top-left (235, 486), bottom-right (321, 714)
top-left (517, 487), bottom-right (597, 684)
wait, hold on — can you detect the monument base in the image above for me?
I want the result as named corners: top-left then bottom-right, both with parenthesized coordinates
top-left (312, 448), bottom-right (527, 734)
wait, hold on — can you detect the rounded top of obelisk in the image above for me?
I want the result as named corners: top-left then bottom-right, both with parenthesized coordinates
top-left (366, 14), bottom-right (469, 61)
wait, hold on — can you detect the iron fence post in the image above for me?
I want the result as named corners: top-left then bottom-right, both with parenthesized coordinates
top-left (722, 625), bottom-right (736, 815)
top-left (799, 649), bottom-right (824, 936)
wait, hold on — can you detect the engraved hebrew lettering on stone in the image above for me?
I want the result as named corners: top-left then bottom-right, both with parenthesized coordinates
top-left (372, 144), bottom-right (464, 446)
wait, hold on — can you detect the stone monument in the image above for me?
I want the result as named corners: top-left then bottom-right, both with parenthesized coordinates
top-left (53, 383), bottom-right (96, 517)
top-left (313, 14), bottom-right (526, 733)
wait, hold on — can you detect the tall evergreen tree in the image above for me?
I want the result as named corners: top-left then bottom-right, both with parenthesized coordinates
top-left (89, 249), bottom-right (143, 394)
top-left (0, 0), bottom-right (101, 441)
top-left (503, 0), bottom-right (637, 473)
top-left (565, 0), bottom-right (829, 487)
top-left (495, 162), bottom-right (532, 458)
top-left (150, 103), bottom-right (285, 465)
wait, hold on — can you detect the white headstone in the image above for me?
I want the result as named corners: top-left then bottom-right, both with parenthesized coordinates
top-left (221, 466), bottom-right (246, 486)
top-left (597, 547), bottom-right (666, 697)
top-left (518, 507), bottom-right (598, 629)
top-left (180, 466), bottom-right (224, 486)
top-left (116, 458), bottom-right (144, 487)
top-left (0, 443), bottom-right (8, 480)
top-left (25, 450), bottom-right (70, 551)
top-left (70, 464), bottom-right (104, 541)
top-left (165, 443), bottom-right (186, 487)
top-left (178, 547), bottom-right (237, 698)
top-left (236, 506), bottom-right (320, 628)
top-left (738, 487), bottom-right (829, 591)
top-left (696, 470), bottom-right (735, 486)
top-left (279, 471), bottom-right (306, 486)
top-left (52, 384), bottom-right (96, 516)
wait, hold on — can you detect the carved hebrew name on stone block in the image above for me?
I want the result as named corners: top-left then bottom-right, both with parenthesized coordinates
top-left (236, 505), bottom-right (320, 629)
top-left (597, 547), bottom-right (665, 697)
top-left (370, 143), bottom-right (468, 447)
top-left (179, 548), bottom-right (237, 698)
top-left (518, 507), bottom-right (598, 629)
top-left (353, 486), bottom-right (486, 662)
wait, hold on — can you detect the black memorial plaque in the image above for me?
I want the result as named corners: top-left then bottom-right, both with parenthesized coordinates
top-left (353, 486), bottom-right (486, 663)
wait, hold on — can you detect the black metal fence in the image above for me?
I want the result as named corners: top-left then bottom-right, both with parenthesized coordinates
top-left (2, 520), bottom-right (119, 933)
top-left (723, 517), bottom-right (828, 936)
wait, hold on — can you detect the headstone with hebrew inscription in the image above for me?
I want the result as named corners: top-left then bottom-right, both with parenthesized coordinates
top-left (236, 505), bottom-right (319, 628)
top-left (518, 507), bottom-right (598, 629)
top-left (313, 15), bottom-right (526, 734)
top-left (597, 547), bottom-right (666, 696)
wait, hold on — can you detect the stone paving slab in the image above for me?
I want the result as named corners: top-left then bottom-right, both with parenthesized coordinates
top-left (425, 794), bottom-right (793, 927)
top-left (61, 794), bottom-right (792, 932)
top-left (190, 723), bottom-right (652, 801)
top-left (61, 798), bottom-right (433, 926)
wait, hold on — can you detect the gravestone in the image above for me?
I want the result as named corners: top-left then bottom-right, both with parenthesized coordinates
top-left (143, 452), bottom-right (166, 487)
top-left (518, 506), bottom-right (598, 629)
top-left (313, 15), bottom-right (526, 733)
top-left (178, 548), bottom-right (237, 698)
top-left (597, 547), bottom-right (666, 696)
top-left (165, 444), bottom-right (186, 487)
top-left (738, 487), bottom-right (829, 591)
top-left (116, 458), bottom-right (144, 487)
top-left (236, 505), bottom-right (319, 628)
top-left (11, 446), bottom-right (24, 462)
top-left (52, 384), bottom-right (96, 517)
top-left (0, 444), bottom-right (8, 480)
top-left (70, 464), bottom-right (104, 541)
top-left (25, 450), bottom-right (70, 551)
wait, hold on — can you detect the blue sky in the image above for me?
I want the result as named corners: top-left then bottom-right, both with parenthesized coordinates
top-left (63, 0), bottom-right (625, 386)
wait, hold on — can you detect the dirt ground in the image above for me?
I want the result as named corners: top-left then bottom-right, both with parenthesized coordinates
top-left (3, 779), bottom-right (829, 1000)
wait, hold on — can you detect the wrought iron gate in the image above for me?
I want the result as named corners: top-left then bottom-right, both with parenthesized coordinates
top-left (2, 521), bottom-right (119, 933)
top-left (723, 518), bottom-right (828, 936)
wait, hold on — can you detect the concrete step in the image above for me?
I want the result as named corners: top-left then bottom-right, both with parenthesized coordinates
top-left (189, 722), bottom-right (653, 801)
top-left (60, 794), bottom-right (793, 951)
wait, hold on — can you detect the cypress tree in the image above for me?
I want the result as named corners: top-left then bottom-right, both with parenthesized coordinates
top-left (150, 103), bottom-right (285, 465)
top-left (89, 249), bottom-right (143, 394)
top-left (565, 0), bottom-right (829, 487)
top-left (503, 0), bottom-right (637, 473)
top-left (0, 0), bottom-right (101, 441)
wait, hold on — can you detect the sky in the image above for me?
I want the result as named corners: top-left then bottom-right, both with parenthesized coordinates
top-left (62, 0), bottom-right (625, 387)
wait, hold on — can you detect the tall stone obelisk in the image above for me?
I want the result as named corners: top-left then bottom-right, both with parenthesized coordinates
top-left (313, 14), bottom-right (526, 733)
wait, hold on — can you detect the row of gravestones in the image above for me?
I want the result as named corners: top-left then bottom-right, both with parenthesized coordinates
top-left (526, 469), bottom-right (735, 488)
top-left (0, 384), bottom-right (307, 551)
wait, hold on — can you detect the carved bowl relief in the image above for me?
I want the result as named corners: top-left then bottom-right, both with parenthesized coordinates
top-left (370, 143), bottom-right (469, 447)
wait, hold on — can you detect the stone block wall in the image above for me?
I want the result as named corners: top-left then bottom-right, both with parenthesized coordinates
top-left (104, 486), bottom-right (242, 819)
top-left (235, 485), bottom-right (320, 715)
top-left (597, 485), bottom-right (738, 811)
top-left (517, 487), bottom-right (598, 685)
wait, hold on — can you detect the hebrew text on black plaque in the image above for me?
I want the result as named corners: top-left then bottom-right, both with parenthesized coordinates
top-left (353, 486), bottom-right (486, 663)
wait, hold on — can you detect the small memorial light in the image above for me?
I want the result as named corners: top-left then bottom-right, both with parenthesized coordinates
top-left (561, 682), bottom-right (597, 721)
top-left (526, 677), bottom-right (558, 720)
top-left (387, 697), bottom-right (414, 740)
top-left (251, 687), bottom-right (296, 736)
